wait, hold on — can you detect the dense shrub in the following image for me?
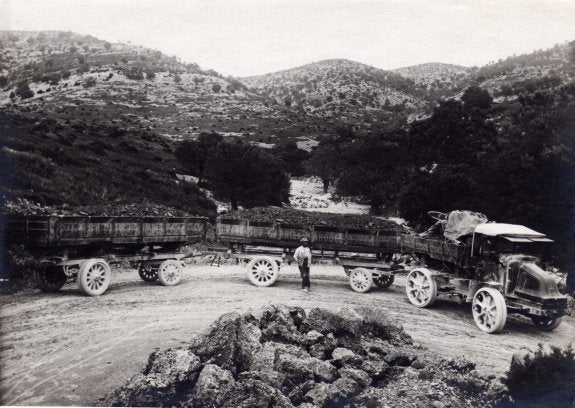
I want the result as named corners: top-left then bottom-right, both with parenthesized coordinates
top-left (15, 81), bottom-right (33, 99)
top-left (504, 343), bottom-right (575, 398)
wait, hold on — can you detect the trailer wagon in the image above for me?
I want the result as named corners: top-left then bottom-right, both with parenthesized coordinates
top-left (3, 214), bottom-right (209, 295)
top-left (216, 217), bottom-right (407, 292)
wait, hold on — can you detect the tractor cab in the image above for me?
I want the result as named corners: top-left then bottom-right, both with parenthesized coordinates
top-left (470, 223), bottom-right (562, 299)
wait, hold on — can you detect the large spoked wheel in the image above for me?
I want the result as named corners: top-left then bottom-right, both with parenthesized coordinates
top-left (405, 268), bottom-right (437, 307)
top-left (78, 259), bottom-right (111, 296)
top-left (349, 268), bottom-right (373, 293)
top-left (34, 266), bottom-right (67, 292)
top-left (472, 287), bottom-right (507, 333)
top-left (157, 260), bottom-right (183, 286)
top-left (531, 316), bottom-right (563, 331)
top-left (138, 263), bottom-right (159, 283)
top-left (374, 273), bottom-right (395, 288)
top-left (246, 256), bottom-right (279, 287)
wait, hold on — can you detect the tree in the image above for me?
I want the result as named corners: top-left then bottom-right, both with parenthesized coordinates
top-left (461, 86), bottom-right (492, 111)
top-left (175, 132), bottom-right (224, 178)
top-left (212, 83), bottom-right (221, 93)
top-left (203, 141), bottom-right (290, 210)
top-left (337, 129), bottom-right (408, 214)
top-left (305, 145), bottom-right (341, 193)
top-left (270, 142), bottom-right (311, 176)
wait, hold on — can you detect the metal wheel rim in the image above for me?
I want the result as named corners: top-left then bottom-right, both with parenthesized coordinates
top-left (374, 275), bottom-right (394, 287)
top-left (351, 270), bottom-right (370, 291)
top-left (406, 270), bottom-right (433, 305)
top-left (250, 259), bottom-right (276, 283)
top-left (472, 290), bottom-right (500, 331)
top-left (159, 262), bottom-right (181, 284)
top-left (85, 263), bottom-right (109, 292)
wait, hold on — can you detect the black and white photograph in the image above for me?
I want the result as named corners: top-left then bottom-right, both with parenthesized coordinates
top-left (1, 0), bottom-right (574, 406)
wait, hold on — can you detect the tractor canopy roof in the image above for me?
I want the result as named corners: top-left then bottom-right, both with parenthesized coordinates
top-left (474, 223), bottom-right (549, 240)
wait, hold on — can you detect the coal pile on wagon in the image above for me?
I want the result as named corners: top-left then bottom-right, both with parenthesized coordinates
top-left (112, 305), bottom-right (501, 407)
top-left (221, 207), bottom-right (408, 231)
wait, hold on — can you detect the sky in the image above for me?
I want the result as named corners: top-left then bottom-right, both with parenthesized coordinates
top-left (1, 0), bottom-right (575, 77)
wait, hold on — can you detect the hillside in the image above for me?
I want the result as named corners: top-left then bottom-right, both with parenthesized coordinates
top-left (0, 31), bottom-right (333, 145)
top-left (240, 59), bottom-right (429, 125)
top-left (392, 62), bottom-right (474, 100)
top-left (474, 41), bottom-right (575, 98)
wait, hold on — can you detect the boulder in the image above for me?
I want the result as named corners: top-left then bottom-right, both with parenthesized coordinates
top-left (275, 353), bottom-right (316, 390)
top-left (250, 341), bottom-right (310, 372)
top-left (187, 364), bottom-right (235, 407)
top-left (312, 360), bottom-right (338, 383)
top-left (305, 383), bottom-right (339, 406)
top-left (360, 359), bottom-right (390, 379)
top-left (221, 379), bottom-right (294, 408)
top-left (302, 307), bottom-right (363, 340)
top-left (287, 379), bottom-right (316, 405)
top-left (112, 349), bottom-right (202, 407)
top-left (190, 312), bottom-right (262, 375)
top-left (332, 347), bottom-right (355, 361)
top-left (143, 348), bottom-right (201, 383)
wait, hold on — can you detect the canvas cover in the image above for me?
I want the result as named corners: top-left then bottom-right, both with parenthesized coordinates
top-left (443, 210), bottom-right (488, 241)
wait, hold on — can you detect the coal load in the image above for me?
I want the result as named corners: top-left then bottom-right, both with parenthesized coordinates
top-left (220, 207), bottom-right (408, 231)
top-left (112, 305), bottom-right (500, 407)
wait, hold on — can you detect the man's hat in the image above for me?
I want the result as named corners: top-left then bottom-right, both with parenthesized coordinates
top-left (300, 238), bottom-right (309, 242)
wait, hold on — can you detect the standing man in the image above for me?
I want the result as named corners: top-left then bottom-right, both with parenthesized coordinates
top-left (294, 237), bottom-right (312, 292)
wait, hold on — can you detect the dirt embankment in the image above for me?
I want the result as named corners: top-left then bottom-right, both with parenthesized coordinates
top-left (1, 265), bottom-right (574, 406)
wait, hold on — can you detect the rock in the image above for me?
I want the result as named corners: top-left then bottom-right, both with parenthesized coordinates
top-left (340, 354), bottom-right (365, 369)
top-left (260, 304), bottom-right (308, 345)
top-left (287, 379), bottom-right (316, 405)
top-left (360, 359), bottom-right (390, 379)
top-left (306, 330), bottom-right (324, 342)
top-left (238, 370), bottom-right (285, 389)
top-left (221, 379), bottom-right (294, 408)
top-left (332, 347), bottom-right (356, 361)
top-left (143, 348), bottom-right (201, 383)
top-left (112, 349), bottom-right (202, 407)
top-left (302, 307), bottom-right (363, 341)
top-left (305, 383), bottom-right (339, 406)
top-left (289, 306), bottom-right (306, 328)
top-left (308, 343), bottom-right (327, 360)
top-left (384, 351), bottom-right (415, 367)
top-left (250, 341), bottom-right (310, 372)
top-left (275, 353), bottom-right (315, 390)
top-left (190, 312), bottom-right (262, 375)
top-left (313, 360), bottom-right (337, 383)
top-left (188, 364), bottom-right (235, 407)
top-left (338, 367), bottom-right (372, 390)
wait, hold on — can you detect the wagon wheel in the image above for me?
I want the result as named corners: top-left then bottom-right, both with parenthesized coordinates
top-left (349, 268), bottom-right (373, 293)
top-left (472, 287), bottom-right (507, 333)
top-left (34, 266), bottom-right (67, 292)
top-left (374, 274), bottom-right (395, 288)
top-left (78, 259), bottom-right (111, 296)
top-left (531, 316), bottom-right (563, 331)
top-left (157, 260), bottom-right (183, 286)
top-left (138, 263), bottom-right (159, 283)
top-left (246, 256), bottom-right (279, 287)
top-left (405, 268), bottom-right (437, 308)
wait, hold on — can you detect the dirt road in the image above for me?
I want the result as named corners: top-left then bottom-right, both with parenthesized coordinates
top-left (1, 264), bottom-right (574, 406)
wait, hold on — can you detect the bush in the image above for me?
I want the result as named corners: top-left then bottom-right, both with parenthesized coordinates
top-left (0, 76), bottom-right (8, 87)
top-left (212, 83), bottom-right (221, 93)
top-left (505, 343), bottom-right (575, 398)
top-left (15, 81), bottom-right (34, 99)
top-left (84, 77), bottom-right (96, 88)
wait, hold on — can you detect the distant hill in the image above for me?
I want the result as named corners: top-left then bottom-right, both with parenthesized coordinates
top-left (392, 62), bottom-right (474, 100)
top-left (240, 59), bottom-right (430, 124)
top-left (0, 31), bottom-right (331, 144)
top-left (472, 41), bottom-right (575, 98)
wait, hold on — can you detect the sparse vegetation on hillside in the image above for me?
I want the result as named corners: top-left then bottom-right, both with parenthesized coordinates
top-left (0, 110), bottom-right (216, 217)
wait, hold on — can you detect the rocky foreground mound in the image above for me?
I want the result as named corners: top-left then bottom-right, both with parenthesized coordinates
top-left (112, 305), bottom-right (502, 407)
